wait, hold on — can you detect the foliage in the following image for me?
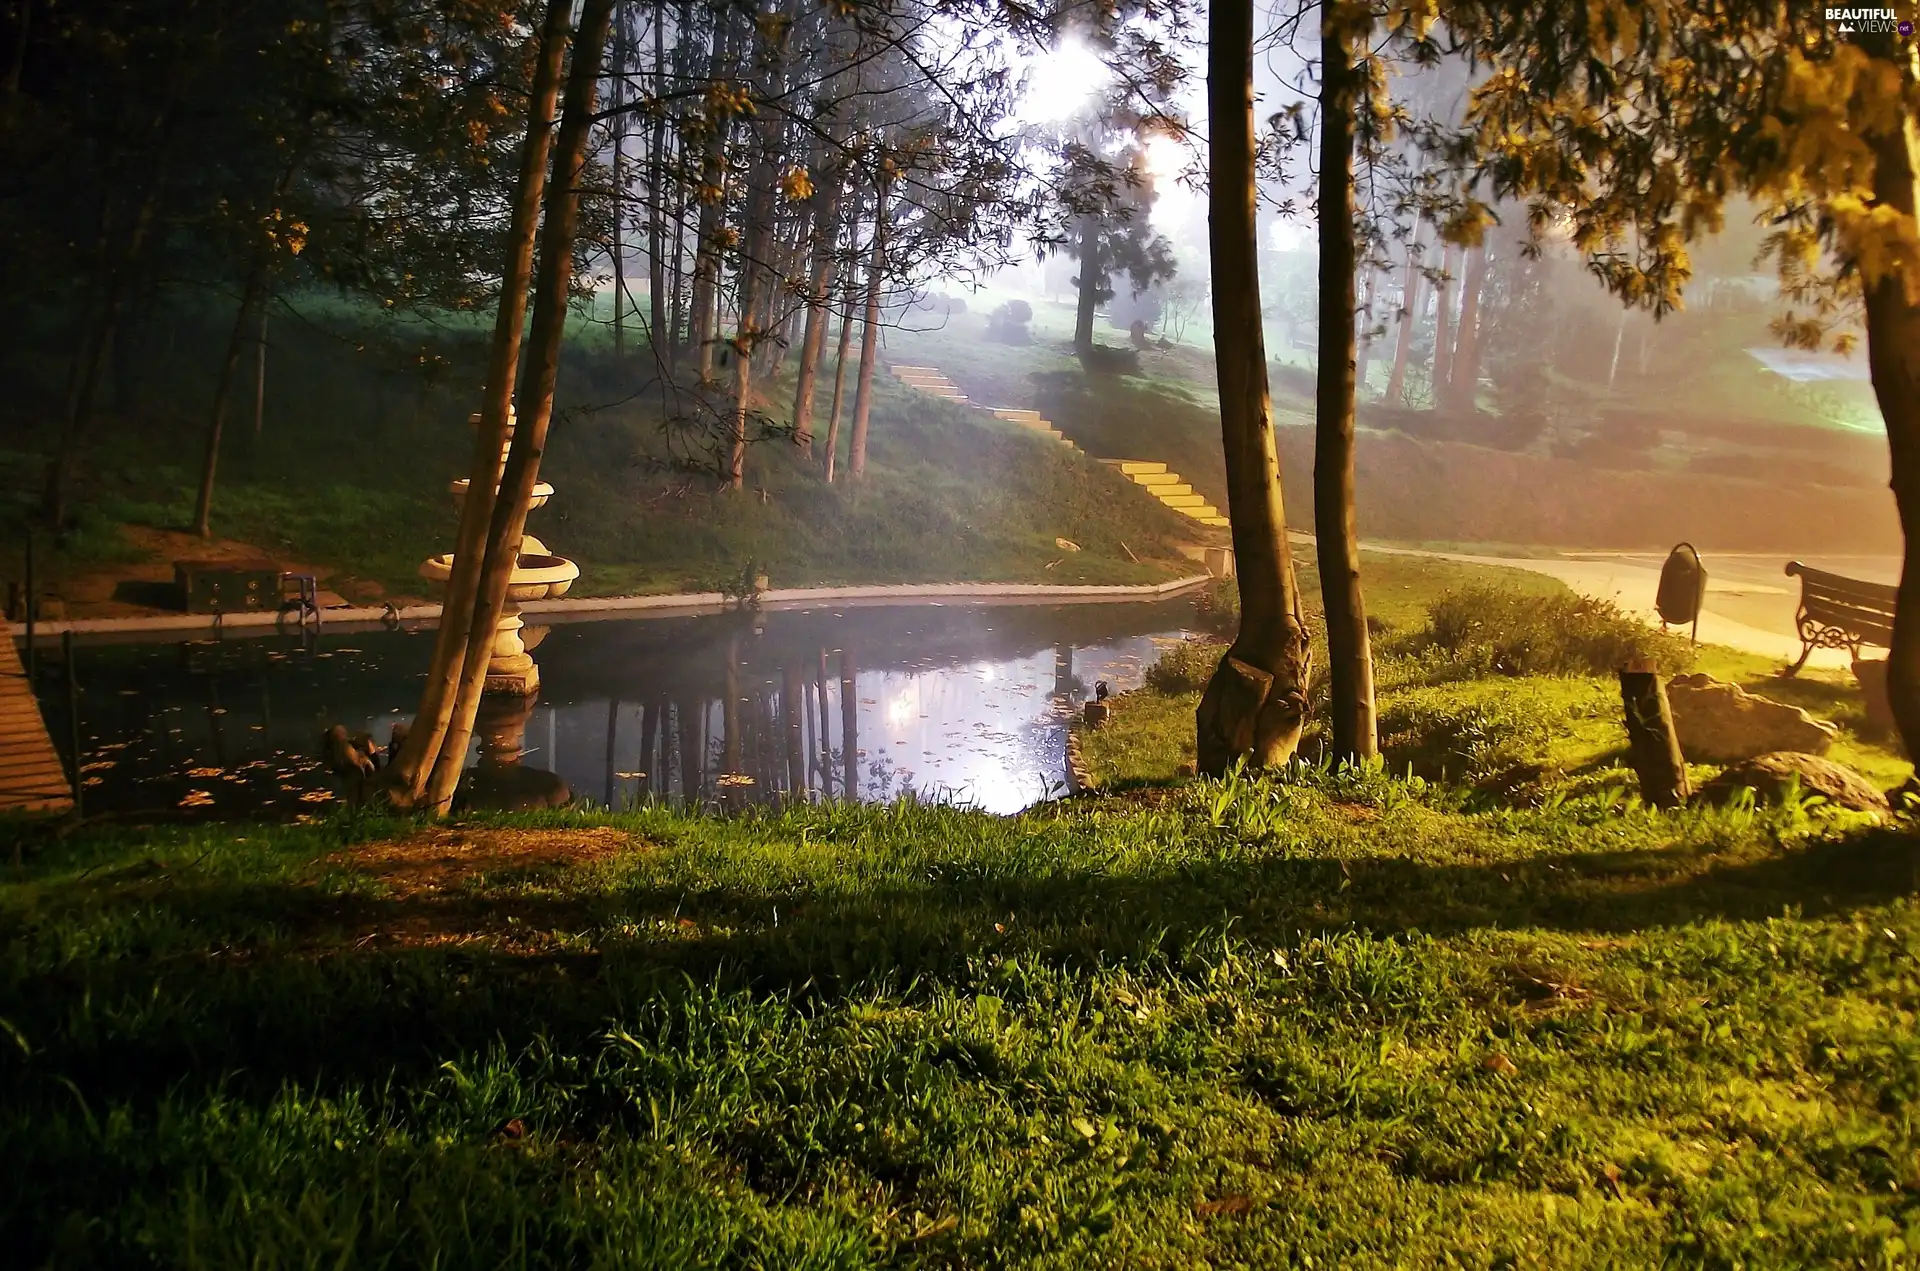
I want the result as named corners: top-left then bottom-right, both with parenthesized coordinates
top-left (1145, 636), bottom-right (1223, 693)
top-left (1411, 586), bottom-right (1694, 679)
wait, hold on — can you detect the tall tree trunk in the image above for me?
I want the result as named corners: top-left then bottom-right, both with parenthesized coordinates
top-left (689, 14), bottom-right (733, 381)
top-left (1195, 0), bottom-right (1312, 776)
top-left (1384, 232), bottom-right (1420, 405)
top-left (1073, 222), bottom-right (1101, 353)
top-left (1867, 116), bottom-right (1920, 764)
top-left (1445, 245), bottom-right (1489, 412)
top-left (610, 2), bottom-right (628, 359)
top-left (823, 251), bottom-right (858, 481)
top-left (385, 0), bottom-right (573, 805)
top-left (847, 178), bottom-right (887, 480)
top-left (1313, 7), bottom-right (1377, 764)
top-left (422, 0), bottom-right (615, 814)
top-left (1352, 268), bottom-right (1375, 392)
top-left (42, 181), bottom-right (163, 530)
top-left (1430, 243), bottom-right (1457, 408)
top-left (648, 2), bottom-right (669, 360)
top-left (791, 174), bottom-right (841, 455)
top-left (252, 308), bottom-right (268, 438)
top-left (192, 256), bottom-right (270, 537)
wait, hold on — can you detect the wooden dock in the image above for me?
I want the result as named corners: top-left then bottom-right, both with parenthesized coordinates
top-left (0, 620), bottom-right (73, 815)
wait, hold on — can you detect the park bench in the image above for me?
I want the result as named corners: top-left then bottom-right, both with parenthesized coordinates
top-left (1783, 560), bottom-right (1897, 676)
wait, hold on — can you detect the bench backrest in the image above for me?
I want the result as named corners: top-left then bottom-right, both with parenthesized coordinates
top-left (1785, 561), bottom-right (1897, 647)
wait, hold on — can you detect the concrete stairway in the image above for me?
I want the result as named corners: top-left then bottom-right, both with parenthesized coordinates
top-left (1100, 460), bottom-right (1230, 528)
top-left (890, 364), bottom-right (1225, 527)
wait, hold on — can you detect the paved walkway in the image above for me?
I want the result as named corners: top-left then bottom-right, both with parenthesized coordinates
top-left (0, 619), bottom-right (73, 815)
top-left (1372, 545), bottom-right (1900, 669)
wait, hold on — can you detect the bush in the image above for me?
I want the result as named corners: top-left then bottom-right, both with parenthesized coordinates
top-left (1192, 578), bottom-right (1239, 635)
top-left (986, 300), bottom-right (1033, 345)
top-left (1146, 638), bottom-right (1223, 694)
top-left (1415, 586), bottom-right (1692, 678)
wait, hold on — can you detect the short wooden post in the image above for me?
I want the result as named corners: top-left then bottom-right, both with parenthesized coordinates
top-left (1619, 668), bottom-right (1688, 808)
top-left (1083, 700), bottom-right (1109, 730)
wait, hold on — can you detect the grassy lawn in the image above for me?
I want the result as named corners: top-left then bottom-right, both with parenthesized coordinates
top-left (0, 298), bottom-right (1204, 609)
top-left (5, 759), bottom-right (1919, 1265)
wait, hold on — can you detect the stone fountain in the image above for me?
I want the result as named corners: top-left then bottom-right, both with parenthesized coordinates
top-left (419, 407), bottom-right (580, 696)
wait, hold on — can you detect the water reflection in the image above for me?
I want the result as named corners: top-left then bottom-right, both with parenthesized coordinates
top-left (39, 599), bottom-right (1197, 818)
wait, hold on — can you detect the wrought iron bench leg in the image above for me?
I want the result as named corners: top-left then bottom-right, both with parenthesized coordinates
top-left (1783, 641), bottom-right (1813, 677)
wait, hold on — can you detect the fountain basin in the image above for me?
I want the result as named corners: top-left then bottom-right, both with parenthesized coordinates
top-left (418, 552), bottom-right (579, 601)
top-left (449, 479), bottom-right (553, 509)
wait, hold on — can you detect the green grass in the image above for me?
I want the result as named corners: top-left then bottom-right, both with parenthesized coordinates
top-left (0, 296), bottom-right (1202, 606)
top-left (5, 761), bottom-right (1920, 1265)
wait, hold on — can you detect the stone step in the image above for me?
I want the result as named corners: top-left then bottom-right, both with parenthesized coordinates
top-left (1182, 505), bottom-right (1223, 520)
top-left (1111, 460), bottom-right (1168, 476)
top-left (1148, 482), bottom-right (1195, 500)
top-left (1158, 493), bottom-right (1208, 509)
top-left (1130, 471), bottom-right (1181, 488)
top-left (892, 365), bottom-right (940, 375)
top-left (1199, 515), bottom-right (1230, 527)
top-left (993, 408), bottom-right (1044, 421)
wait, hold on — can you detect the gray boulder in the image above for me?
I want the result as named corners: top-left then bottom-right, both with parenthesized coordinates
top-left (1696, 751), bottom-right (1889, 815)
top-left (1666, 673), bottom-right (1838, 761)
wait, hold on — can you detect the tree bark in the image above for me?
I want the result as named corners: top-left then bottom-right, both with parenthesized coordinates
top-left (1430, 243), bottom-right (1457, 408)
top-left (1313, 6), bottom-right (1377, 765)
top-left (791, 172), bottom-right (841, 455)
top-left (847, 176), bottom-right (888, 480)
top-left (1867, 116), bottom-right (1920, 764)
top-left (192, 256), bottom-right (270, 537)
top-left (689, 13), bottom-right (733, 381)
top-left (1195, 0), bottom-right (1313, 776)
top-left (648, 1), bottom-right (669, 361)
top-left (822, 246), bottom-right (858, 481)
top-left (1445, 245), bottom-right (1489, 412)
top-left (1352, 269), bottom-right (1375, 393)
top-left (610, 1), bottom-right (628, 359)
top-left (1384, 231), bottom-right (1420, 405)
top-left (385, 0), bottom-right (572, 805)
top-left (1619, 670), bottom-right (1689, 809)
top-left (252, 308), bottom-right (268, 438)
top-left (1073, 221), bottom-right (1101, 353)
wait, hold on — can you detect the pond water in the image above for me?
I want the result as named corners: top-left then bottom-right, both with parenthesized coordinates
top-left (37, 598), bottom-right (1202, 819)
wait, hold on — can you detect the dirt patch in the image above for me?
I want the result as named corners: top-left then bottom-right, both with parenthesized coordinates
top-left (329, 825), bottom-right (635, 898)
top-left (46, 523), bottom-right (412, 619)
top-left (301, 825), bottom-right (642, 954)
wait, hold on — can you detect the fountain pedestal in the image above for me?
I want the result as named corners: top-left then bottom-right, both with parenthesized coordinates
top-left (419, 408), bottom-right (580, 697)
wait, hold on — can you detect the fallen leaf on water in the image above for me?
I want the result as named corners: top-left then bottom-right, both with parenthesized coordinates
top-left (188, 767), bottom-right (223, 778)
top-left (616, 771), bottom-right (647, 780)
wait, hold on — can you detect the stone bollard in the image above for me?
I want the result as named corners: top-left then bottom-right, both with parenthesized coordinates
top-left (1083, 700), bottom-right (1109, 730)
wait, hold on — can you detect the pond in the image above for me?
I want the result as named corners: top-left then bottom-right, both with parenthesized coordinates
top-left (37, 597), bottom-right (1204, 819)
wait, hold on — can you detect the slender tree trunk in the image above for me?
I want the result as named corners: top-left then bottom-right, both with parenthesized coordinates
top-left (1073, 222), bottom-right (1101, 353)
top-left (791, 175), bottom-right (841, 455)
top-left (192, 257), bottom-right (270, 537)
top-left (822, 222), bottom-right (860, 481)
top-left (1446, 245), bottom-right (1489, 412)
top-left (690, 15), bottom-right (734, 382)
top-left (43, 183), bottom-right (163, 529)
top-left (1384, 232), bottom-right (1420, 405)
top-left (815, 646), bottom-right (832, 796)
top-left (1430, 243), bottom-right (1457, 408)
top-left (648, 1), bottom-right (669, 362)
top-left (1195, 0), bottom-right (1313, 775)
top-left (1313, 8), bottom-right (1376, 764)
top-left (252, 308), bottom-right (268, 438)
top-left (848, 178), bottom-right (887, 479)
top-left (1867, 115), bottom-right (1920, 763)
top-left (422, 0), bottom-right (615, 814)
top-left (611, 2), bottom-right (628, 359)
top-left (385, 0), bottom-right (573, 805)
top-left (1607, 306), bottom-right (1626, 388)
top-left (1352, 269), bottom-right (1375, 393)
top-left (783, 660), bottom-right (806, 795)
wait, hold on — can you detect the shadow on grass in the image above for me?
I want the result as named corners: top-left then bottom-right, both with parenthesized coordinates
top-left (7, 814), bottom-right (1918, 1107)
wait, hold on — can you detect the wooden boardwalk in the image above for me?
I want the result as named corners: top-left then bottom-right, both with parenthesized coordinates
top-left (0, 620), bottom-right (73, 815)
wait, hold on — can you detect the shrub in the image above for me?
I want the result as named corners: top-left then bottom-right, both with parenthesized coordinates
top-left (986, 300), bottom-right (1033, 345)
top-left (1415, 585), bottom-right (1692, 678)
top-left (1147, 638), bottom-right (1223, 694)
